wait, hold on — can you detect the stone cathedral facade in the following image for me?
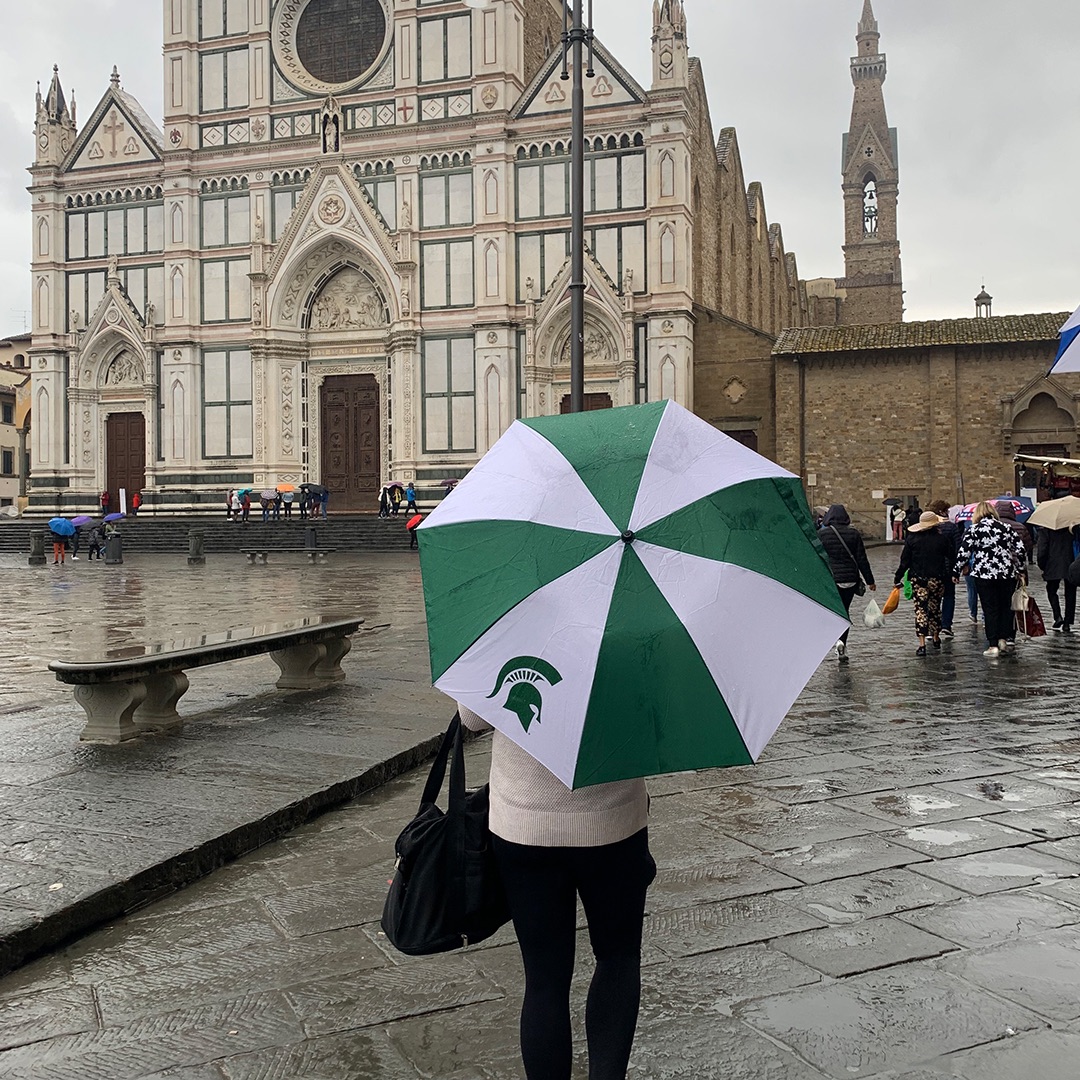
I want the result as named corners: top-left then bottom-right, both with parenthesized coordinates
top-left (27, 0), bottom-right (825, 515)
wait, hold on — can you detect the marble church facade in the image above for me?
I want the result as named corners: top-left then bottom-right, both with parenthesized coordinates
top-left (25, 0), bottom-right (820, 511)
top-left (27, 0), bottom-right (817, 514)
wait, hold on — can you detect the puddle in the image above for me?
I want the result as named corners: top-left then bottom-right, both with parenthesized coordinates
top-left (904, 828), bottom-right (972, 847)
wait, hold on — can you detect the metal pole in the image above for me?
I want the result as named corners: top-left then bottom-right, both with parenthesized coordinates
top-left (568, 0), bottom-right (586, 413)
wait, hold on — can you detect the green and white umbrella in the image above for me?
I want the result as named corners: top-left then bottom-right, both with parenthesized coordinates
top-left (418, 400), bottom-right (848, 789)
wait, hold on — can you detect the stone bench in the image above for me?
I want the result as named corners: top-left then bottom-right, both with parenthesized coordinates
top-left (49, 615), bottom-right (362, 744)
top-left (241, 549), bottom-right (337, 564)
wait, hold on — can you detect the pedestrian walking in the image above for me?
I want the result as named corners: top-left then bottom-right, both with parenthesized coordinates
top-left (895, 511), bottom-right (952, 656)
top-left (69, 527), bottom-right (80, 561)
top-left (391, 485), bottom-right (403, 516)
top-left (299, 489), bottom-right (310, 520)
top-left (997, 501), bottom-right (1034, 564)
top-left (225, 490), bottom-right (235, 521)
top-left (928, 500), bottom-right (960, 636)
top-left (379, 486), bottom-right (391, 518)
top-left (904, 499), bottom-right (923, 532)
top-left (954, 501), bottom-right (1026, 658)
top-left (241, 492), bottom-right (251, 523)
top-left (101, 490), bottom-right (111, 517)
top-left (230, 490), bottom-right (242, 521)
top-left (406, 482), bottom-right (418, 514)
top-left (273, 492), bottom-right (282, 520)
top-left (283, 490), bottom-right (294, 518)
top-left (261, 495), bottom-right (271, 523)
top-left (459, 704), bottom-right (654, 1080)
top-left (320, 488), bottom-right (329, 519)
top-left (87, 525), bottom-right (104, 560)
top-left (131, 492), bottom-right (141, 516)
top-left (891, 504), bottom-right (906, 542)
top-left (1037, 525), bottom-right (1077, 633)
top-left (818, 504), bottom-right (877, 662)
top-left (407, 513), bottom-right (421, 549)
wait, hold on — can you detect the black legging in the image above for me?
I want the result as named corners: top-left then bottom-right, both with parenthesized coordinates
top-left (492, 828), bottom-right (656, 1080)
top-left (836, 584), bottom-right (858, 644)
top-left (974, 577), bottom-right (1016, 646)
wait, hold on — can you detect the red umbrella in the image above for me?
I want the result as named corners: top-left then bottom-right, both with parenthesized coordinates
top-left (407, 514), bottom-right (423, 530)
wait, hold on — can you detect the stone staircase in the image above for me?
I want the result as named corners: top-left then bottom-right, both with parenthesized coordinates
top-left (0, 514), bottom-right (416, 555)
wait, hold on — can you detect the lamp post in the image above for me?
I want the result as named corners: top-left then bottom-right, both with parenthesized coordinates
top-left (562, 0), bottom-right (594, 414)
top-left (466, 0), bottom-right (594, 413)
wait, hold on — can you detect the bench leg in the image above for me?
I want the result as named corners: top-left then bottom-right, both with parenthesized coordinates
top-left (271, 642), bottom-right (328, 689)
top-left (246, 553), bottom-right (256, 564)
top-left (134, 671), bottom-right (189, 734)
top-left (75, 682), bottom-right (147, 744)
top-left (306, 551), bottom-right (316, 564)
top-left (258, 552), bottom-right (268, 565)
top-left (314, 633), bottom-right (352, 682)
top-left (317, 552), bottom-right (329, 563)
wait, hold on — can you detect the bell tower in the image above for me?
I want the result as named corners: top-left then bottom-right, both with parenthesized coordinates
top-left (840, 0), bottom-right (903, 324)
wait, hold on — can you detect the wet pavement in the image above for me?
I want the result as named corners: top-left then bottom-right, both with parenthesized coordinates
top-left (2, 547), bottom-right (1080, 1077)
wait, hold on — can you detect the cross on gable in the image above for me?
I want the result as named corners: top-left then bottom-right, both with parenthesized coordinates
top-left (104, 110), bottom-right (126, 158)
top-left (865, 146), bottom-right (874, 158)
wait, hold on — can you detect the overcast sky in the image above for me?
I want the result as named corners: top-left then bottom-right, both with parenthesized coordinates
top-left (0, 0), bottom-right (1075, 337)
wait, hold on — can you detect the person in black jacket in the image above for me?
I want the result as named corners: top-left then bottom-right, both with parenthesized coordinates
top-left (895, 511), bottom-right (953, 656)
top-left (928, 500), bottom-right (961, 637)
top-left (818, 504), bottom-right (876, 662)
top-left (1037, 526), bottom-right (1077, 632)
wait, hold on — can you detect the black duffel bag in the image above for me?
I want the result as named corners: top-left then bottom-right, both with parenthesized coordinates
top-left (381, 713), bottom-right (511, 955)
top-left (1067, 556), bottom-right (1080, 588)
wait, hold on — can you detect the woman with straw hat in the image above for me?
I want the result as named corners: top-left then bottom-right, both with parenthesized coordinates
top-left (894, 511), bottom-right (952, 656)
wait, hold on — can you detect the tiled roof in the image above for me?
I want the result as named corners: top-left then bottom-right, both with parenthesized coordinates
top-left (773, 313), bottom-right (1069, 355)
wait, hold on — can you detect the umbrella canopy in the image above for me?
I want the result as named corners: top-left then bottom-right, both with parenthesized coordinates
top-left (1027, 495), bottom-right (1080, 531)
top-left (441, 478), bottom-right (462, 489)
top-left (71, 515), bottom-right (93, 527)
top-left (1051, 305), bottom-right (1080, 375)
top-left (103, 512), bottom-right (126, 523)
top-left (407, 514), bottom-right (423, 530)
top-left (954, 497), bottom-right (1034, 523)
top-left (260, 489), bottom-right (277, 501)
top-left (47, 517), bottom-right (76, 537)
top-left (300, 483), bottom-right (328, 495)
top-left (418, 400), bottom-right (848, 790)
top-left (882, 497), bottom-right (904, 506)
top-left (237, 489), bottom-right (253, 497)
top-left (276, 483), bottom-right (296, 493)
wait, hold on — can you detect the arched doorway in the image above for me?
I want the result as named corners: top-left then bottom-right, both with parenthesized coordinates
top-left (105, 412), bottom-right (146, 512)
top-left (560, 393), bottom-right (613, 414)
top-left (320, 374), bottom-right (379, 512)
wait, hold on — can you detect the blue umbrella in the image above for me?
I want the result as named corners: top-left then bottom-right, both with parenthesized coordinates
top-left (48, 517), bottom-right (76, 537)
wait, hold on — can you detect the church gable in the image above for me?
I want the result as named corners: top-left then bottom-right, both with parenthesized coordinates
top-left (844, 123), bottom-right (895, 179)
top-left (82, 275), bottom-right (148, 348)
top-left (68, 93), bottom-right (161, 173)
top-left (513, 39), bottom-right (645, 119)
top-left (266, 164), bottom-right (400, 284)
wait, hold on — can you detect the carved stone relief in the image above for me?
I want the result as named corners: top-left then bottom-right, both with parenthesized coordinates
top-left (104, 351), bottom-right (144, 386)
top-left (559, 321), bottom-right (616, 368)
top-left (309, 267), bottom-right (388, 331)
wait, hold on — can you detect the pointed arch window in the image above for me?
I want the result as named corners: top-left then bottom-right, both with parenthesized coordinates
top-left (862, 176), bottom-right (878, 236)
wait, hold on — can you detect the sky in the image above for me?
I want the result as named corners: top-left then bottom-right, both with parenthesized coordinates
top-left (0, 0), bottom-right (1075, 337)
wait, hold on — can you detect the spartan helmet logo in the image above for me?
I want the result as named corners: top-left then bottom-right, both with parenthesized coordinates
top-left (487, 657), bottom-right (563, 733)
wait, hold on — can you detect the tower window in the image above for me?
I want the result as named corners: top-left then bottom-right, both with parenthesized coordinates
top-left (862, 178), bottom-right (878, 236)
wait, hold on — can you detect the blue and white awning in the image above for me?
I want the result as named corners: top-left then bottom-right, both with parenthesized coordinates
top-left (1051, 305), bottom-right (1080, 374)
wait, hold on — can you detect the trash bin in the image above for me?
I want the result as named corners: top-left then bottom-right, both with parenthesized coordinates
top-left (28, 530), bottom-right (46, 566)
top-left (187, 529), bottom-right (206, 567)
top-left (105, 534), bottom-right (124, 565)
top-left (305, 526), bottom-right (317, 550)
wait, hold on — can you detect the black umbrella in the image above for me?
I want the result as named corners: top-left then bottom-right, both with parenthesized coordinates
top-left (301, 483), bottom-right (328, 496)
top-left (882, 497), bottom-right (904, 506)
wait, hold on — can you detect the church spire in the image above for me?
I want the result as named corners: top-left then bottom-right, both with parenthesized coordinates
top-left (651, 0), bottom-right (688, 87)
top-left (34, 65), bottom-right (76, 167)
top-left (858, 0), bottom-right (879, 36)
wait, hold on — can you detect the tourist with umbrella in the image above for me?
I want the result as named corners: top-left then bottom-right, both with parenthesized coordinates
top-left (417, 401), bottom-right (848, 1080)
top-left (406, 512), bottom-right (422, 550)
top-left (1030, 496), bottom-right (1080, 632)
top-left (47, 517), bottom-right (75, 565)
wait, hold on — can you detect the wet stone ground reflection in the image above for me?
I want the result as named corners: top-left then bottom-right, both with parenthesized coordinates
top-left (1, 548), bottom-right (1080, 1077)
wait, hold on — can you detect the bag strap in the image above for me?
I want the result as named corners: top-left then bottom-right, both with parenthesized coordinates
top-left (829, 526), bottom-right (864, 584)
top-left (419, 712), bottom-right (463, 808)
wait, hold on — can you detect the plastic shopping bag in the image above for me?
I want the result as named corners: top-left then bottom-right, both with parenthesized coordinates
top-left (863, 599), bottom-right (885, 629)
top-left (902, 570), bottom-right (913, 601)
top-left (882, 586), bottom-right (901, 615)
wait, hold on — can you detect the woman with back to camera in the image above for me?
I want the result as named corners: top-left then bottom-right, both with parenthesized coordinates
top-left (953, 500), bottom-right (1026, 658)
top-left (817, 504), bottom-right (876, 662)
top-left (894, 510), bottom-right (952, 656)
top-left (460, 705), bottom-right (654, 1080)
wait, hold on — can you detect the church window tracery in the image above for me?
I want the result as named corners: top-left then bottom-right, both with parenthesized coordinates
top-left (421, 240), bottom-right (474, 309)
top-left (422, 336), bottom-right (476, 453)
top-left (862, 177), bottom-right (878, 235)
top-left (201, 258), bottom-right (250, 322)
top-left (202, 347), bottom-right (252, 458)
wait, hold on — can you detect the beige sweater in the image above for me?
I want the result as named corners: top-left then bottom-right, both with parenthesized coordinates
top-left (460, 705), bottom-right (649, 848)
